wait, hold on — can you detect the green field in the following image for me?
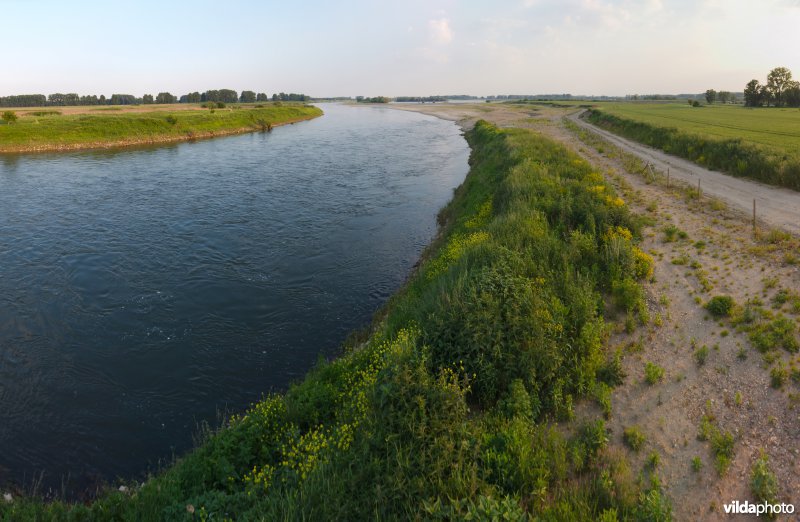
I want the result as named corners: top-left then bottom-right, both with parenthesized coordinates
top-left (0, 104), bottom-right (322, 152)
top-left (586, 103), bottom-right (800, 190)
top-left (1, 122), bottom-right (669, 520)
top-left (595, 103), bottom-right (800, 152)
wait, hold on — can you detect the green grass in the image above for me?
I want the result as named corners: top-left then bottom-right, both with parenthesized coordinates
top-left (0, 121), bottom-right (670, 520)
top-left (0, 103), bottom-right (322, 152)
top-left (595, 103), bottom-right (800, 151)
top-left (587, 103), bottom-right (800, 190)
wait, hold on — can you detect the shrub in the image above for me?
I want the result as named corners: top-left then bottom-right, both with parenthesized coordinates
top-left (644, 362), bottom-right (665, 385)
top-left (597, 349), bottom-right (626, 386)
top-left (612, 277), bottom-right (646, 318)
top-left (662, 225), bottom-right (679, 242)
top-left (1, 110), bottom-right (17, 124)
top-left (165, 115), bottom-right (178, 125)
top-left (691, 456), bottom-right (703, 472)
top-left (770, 363), bottom-right (788, 388)
top-left (217, 102), bottom-right (226, 108)
top-left (750, 316), bottom-right (799, 353)
top-left (705, 295), bottom-right (734, 318)
top-left (623, 426), bottom-right (646, 451)
top-left (646, 451), bottom-right (660, 469)
top-left (694, 345), bottom-right (709, 366)
top-left (712, 430), bottom-right (735, 475)
top-left (750, 452), bottom-right (778, 510)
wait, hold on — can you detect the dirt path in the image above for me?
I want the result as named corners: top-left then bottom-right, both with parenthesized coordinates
top-left (386, 102), bottom-right (800, 520)
top-left (568, 111), bottom-right (800, 236)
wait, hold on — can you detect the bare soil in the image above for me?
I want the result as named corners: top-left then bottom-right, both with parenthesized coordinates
top-left (388, 102), bottom-right (800, 520)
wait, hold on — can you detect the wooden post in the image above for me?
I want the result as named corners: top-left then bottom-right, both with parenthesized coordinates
top-left (697, 178), bottom-right (701, 198)
top-left (753, 199), bottom-right (757, 234)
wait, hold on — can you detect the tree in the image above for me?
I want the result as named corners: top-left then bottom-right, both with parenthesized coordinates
top-left (142, 94), bottom-right (154, 104)
top-left (744, 79), bottom-right (764, 107)
top-left (705, 89), bottom-right (717, 104)
top-left (785, 82), bottom-right (800, 108)
top-left (766, 66), bottom-right (793, 107)
top-left (256, 92), bottom-right (268, 102)
top-left (109, 94), bottom-right (136, 105)
top-left (717, 91), bottom-right (731, 104)
top-left (219, 89), bottom-right (238, 103)
top-left (155, 92), bottom-right (177, 104)
top-left (240, 90), bottom-right (256, 103)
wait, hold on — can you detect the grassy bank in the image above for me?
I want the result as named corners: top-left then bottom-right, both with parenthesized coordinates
top-left (0, 104), bottom-right (322, 153)
top-left (1, 122), bottom-right (669, 520)
top-left (586, 106), bottom-right (800, 190)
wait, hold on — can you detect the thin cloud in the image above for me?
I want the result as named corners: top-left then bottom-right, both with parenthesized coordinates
top-left (428, 18), bottom-right (454, 45)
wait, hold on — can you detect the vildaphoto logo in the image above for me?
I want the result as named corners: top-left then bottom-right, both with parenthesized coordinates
top-left (723, 500), bottom-right (795, 516)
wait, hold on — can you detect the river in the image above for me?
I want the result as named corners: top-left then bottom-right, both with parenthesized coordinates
top-left (0, 103), bottom-right (469, 496)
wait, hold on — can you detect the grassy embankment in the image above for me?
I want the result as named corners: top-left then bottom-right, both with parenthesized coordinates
top-left (0, 104), bottom-right (322, 153)
top-left (586, 103), bottom-right (800, 190)
top-left (1, 121), bottom-right (670, 520)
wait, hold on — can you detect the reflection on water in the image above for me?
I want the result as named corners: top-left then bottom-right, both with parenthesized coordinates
top-left (0, 103), bottom-right (469, 496)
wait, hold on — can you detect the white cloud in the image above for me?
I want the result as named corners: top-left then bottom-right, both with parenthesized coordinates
top-left (428, 18), bottom-right (454, 45)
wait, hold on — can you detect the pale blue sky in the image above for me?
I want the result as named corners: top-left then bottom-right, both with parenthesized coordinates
top-left (2, 0), bottom-right (799, 97)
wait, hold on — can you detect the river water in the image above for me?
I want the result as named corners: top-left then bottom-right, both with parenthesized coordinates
top-left (0, 103), bottom-right (469, 495)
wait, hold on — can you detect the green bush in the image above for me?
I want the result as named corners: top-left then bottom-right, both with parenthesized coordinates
top-left (770, 363), bottom-right (788, 388)
top-left (1, 110), bottom-right (17, 124)
top-left (705, 295), bottom-right (734, 318)
top-left (623, 426), bottom-right (646, 451)
top-left (597, 349), bottom-right (626, 386)
top-left (694, 345), bottom-right (709, 366)
top-left (750, 452), bottom-right (778, 510)
top-left (644, 362), bottom-right (665, 385)
top-left (750, 316), bottom-right (799, 353)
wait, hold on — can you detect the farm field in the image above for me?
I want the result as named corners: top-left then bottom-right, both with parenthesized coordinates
top-left (594, 102), bottom-right (800, 153)
top-left (585, 102), bottom-right (800, 190)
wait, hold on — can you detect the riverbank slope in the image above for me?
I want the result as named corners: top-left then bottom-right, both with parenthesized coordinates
top-left (0, 104), bottom-right (322, 153)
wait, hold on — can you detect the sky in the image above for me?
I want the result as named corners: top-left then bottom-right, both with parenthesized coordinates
top-left (2, 0), bottom-right (799, 97)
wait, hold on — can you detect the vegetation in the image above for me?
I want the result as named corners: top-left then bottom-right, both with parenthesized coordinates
top-left (644, 362), bottom-right (665, 385)
top-left (697, 409), bottom-right (735, 476)
top-left (705, 295), bottom-right (734, 318)
top-left (0, 90), bottom-right (310, 107)
top-left (0, 104), bottom-right (322, 153)
top-left (1, 111), bottom-right (17, 124)
top-left (356, 96), bottom-right (390, 103)
top-left (0, 122), bottom-right (668, 519)
top-left (694, 345), bottom-right (709, 366)
top-left (750, 452), bottom-right (778, 514)
top-left (744, 66), bottom-right (800, 108)
top-left (623, 426), bottom-right (646, 452)
top-left (586, 103), bottom-right (800, 190)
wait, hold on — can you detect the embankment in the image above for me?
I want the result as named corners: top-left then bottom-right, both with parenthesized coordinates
top-left (586, 109), bottom-right (800, 191)
top-left (1, 121), bottom-right (671, 520)
top-left (0, 104), bottom-right (322, 153)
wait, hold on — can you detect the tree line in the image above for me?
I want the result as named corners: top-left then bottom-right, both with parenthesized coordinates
top-left (743, 67), bottom-right (800, 107)
top-left (703, 90), bottom-right (736, 104)
top-left (0, 90), bottom-right (309, 107)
